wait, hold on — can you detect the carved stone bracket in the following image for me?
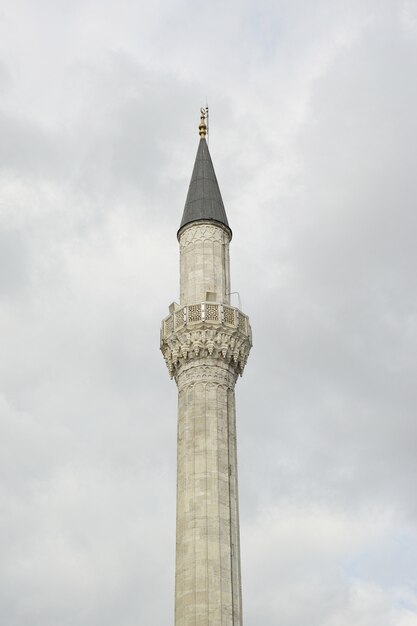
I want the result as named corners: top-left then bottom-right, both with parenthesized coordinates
top-left (161, 325), bottom-right (251, 380)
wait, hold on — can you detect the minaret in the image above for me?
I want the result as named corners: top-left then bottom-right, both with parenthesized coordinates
top-left (161, 109), bottom-right (252, 626)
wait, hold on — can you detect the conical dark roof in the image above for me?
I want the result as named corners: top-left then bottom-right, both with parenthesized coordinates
top-left (178, 138), bottom-right (231, 238)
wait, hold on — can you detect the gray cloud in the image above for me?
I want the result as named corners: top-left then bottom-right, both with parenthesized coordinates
top-left (1, 0), bottom-right (416, 624)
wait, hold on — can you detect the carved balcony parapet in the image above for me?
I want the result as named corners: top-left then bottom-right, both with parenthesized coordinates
top-left (160, 302), bottom-right (252, 380)
top-left (161, 302), bottom-right (252, 341)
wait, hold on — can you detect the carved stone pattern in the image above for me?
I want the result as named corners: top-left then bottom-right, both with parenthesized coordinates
top-left (175, 308), bottom-right (185, 328)
top-left (162, 303), bottom-right (251, 341)
top-left (177, 364), bottom-right (237, 390)
top-left (180, 224), bottom-right (228, 248)
top-left (223, 305), bottom-right (235, 325)
top-left (162, 327), bottom-right (251, 380)
top-left (165, 315), bottom-right (173, 335)
top-left (188, 304), bottom-right (201, 322)
top-left (205, 304), bottom-right (219, 321)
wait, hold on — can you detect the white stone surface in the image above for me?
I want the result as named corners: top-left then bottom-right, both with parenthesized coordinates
top-left (175, 361), bottom-right (242, 626)
top-left (162, 221), bottom-right (251, 626)
top-left (179, 222), bottom-right (231, 306)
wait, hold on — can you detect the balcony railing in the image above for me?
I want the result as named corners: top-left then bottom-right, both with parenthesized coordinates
top-left (162, 302), bottom-right (251, 341)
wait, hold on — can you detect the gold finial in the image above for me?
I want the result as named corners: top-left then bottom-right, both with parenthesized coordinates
top-left (199, 107), bottom-right (207, 138)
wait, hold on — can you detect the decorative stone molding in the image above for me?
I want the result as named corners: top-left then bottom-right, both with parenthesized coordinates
top-left (161, 307), bottom-right (252, 380)
top-left (176, 361), bottom-right (237, 390)
top-left (179, 223), bottom-right (229, 248)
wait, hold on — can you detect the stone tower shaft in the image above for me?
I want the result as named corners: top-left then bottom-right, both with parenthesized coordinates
top-left (179, 221), bottom-right (231, 306)
top-left (161, 127), bottom-right (251, 626)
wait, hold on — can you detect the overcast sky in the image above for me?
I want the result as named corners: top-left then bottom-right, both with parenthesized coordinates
top-left (1, 1), bottom-right (417, 624)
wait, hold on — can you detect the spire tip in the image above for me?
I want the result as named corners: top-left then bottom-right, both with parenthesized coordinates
top-left (198, 107), bottom-right (207, 138)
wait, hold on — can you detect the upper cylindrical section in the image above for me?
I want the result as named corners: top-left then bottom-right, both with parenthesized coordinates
top-left (179, 221), bottom-right (231, 306)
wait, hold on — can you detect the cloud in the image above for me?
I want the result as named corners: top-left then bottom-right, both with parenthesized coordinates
top-left (0, 0), bottom-right (416, 624)
top-left (242, 503), bottom-right (417, 626)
